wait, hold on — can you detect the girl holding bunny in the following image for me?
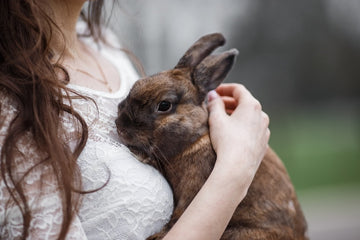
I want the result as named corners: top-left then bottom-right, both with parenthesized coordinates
top-left (0, 0), bottom-right (269, 239)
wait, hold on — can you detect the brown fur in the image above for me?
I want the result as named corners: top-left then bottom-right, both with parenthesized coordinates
top-left (116, 33), bottom-right (308, 240)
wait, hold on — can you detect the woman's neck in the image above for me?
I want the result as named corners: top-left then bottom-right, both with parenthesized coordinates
top-left (44, 0), bottom-right (87, 60)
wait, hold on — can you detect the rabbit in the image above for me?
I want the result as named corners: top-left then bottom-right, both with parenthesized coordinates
top-left (115, 33), bottom-right (308, 240)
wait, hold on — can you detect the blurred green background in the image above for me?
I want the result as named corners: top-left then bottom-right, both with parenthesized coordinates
top-left (107, 0), bottom-right (360, 239)
top-left (270, 107), bottom-right (359, 191)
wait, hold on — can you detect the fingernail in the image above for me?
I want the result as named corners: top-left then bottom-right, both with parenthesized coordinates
top-left (207, 90), bottom-right (219, 102)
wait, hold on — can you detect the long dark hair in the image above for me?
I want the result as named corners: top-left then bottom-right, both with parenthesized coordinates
top-left (0, 0), bottom-right (108, 239)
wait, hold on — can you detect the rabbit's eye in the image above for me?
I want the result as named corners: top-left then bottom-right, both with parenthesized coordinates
top-left (157, 101), bottom-right (172, 112)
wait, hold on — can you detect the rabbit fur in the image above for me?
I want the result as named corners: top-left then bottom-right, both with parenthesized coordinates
top-left (116, 33), bottom-right (308, 240)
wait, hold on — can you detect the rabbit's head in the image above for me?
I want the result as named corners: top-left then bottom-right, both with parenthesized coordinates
top-left (116, 33), bottom-right (238, 167)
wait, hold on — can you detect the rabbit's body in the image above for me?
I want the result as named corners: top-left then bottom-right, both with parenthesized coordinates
top-left (116, 33), bottom-right (308, 240)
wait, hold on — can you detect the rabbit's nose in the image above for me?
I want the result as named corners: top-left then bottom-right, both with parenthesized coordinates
top-left (117, 100), bottom-right (127, 112)
top-left (116, 111), bottom-right (133, 130)
top-left (115, 117), bottom-right (129, 141)
top-left (115, 117), bottom-right (122, 129)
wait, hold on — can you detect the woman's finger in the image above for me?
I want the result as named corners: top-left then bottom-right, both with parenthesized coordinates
top-left (216, 83), bottom-right (254, 103)
top-left (207, 90), bottom-right (227, 119)
top-left (221, 96), bottom-right (237, 112)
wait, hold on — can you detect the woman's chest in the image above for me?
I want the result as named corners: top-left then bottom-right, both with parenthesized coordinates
top-left (77, 140), bottom-right (174, 239)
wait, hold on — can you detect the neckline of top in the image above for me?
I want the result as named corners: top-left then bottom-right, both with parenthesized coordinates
top-left (66, 21), bottom-right (129, 99)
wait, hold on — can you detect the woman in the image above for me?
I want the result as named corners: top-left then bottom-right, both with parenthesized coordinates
top-left (0, 0), bottom-right (270, 239)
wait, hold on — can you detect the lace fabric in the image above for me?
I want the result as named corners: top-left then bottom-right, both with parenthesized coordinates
top-left (69, 82), bottom-right (174, 240)
top-left (0, 23), bottom-right (174, 239)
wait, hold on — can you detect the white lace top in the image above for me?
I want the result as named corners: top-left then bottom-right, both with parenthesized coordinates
top-left (0, 24), bottom-right (174, 239)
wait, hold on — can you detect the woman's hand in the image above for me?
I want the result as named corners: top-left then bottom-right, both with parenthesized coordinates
top-left (207, 83), bottom-right (270, 194)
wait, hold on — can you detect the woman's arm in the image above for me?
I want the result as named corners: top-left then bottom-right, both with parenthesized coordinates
top-left (163, 83), bottom-right (270, 240)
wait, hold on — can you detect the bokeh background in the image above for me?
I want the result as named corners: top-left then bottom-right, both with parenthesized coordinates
top-left (105, 0), bottom-right (360, 239)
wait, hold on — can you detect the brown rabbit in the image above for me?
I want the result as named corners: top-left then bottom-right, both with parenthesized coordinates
top-left (115, 33), bottom-right (308, 240)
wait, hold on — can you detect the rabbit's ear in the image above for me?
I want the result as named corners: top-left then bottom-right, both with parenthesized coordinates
top-left (175, 33), bottom-right (225, 69)
top-left (193, 49), bottom-right (238, 96)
